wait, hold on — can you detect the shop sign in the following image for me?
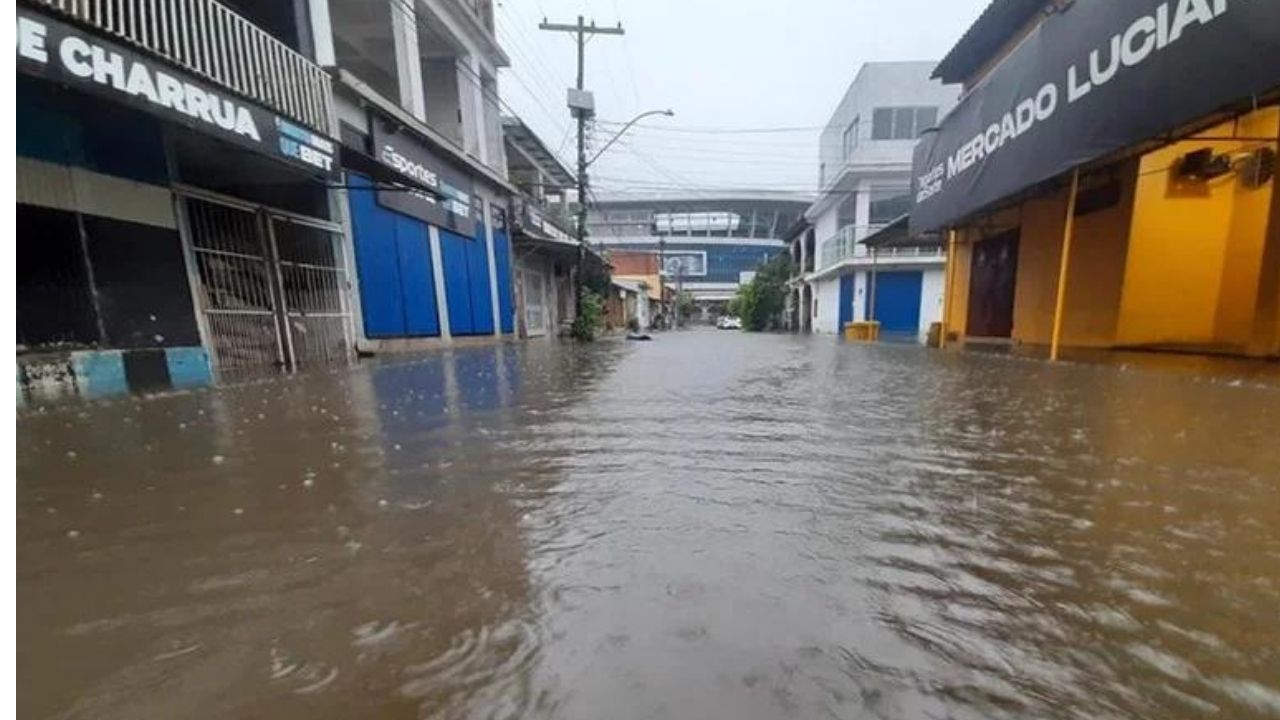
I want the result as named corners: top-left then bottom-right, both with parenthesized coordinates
top-left (16, 9), bottom-right (337, 179)
top-left (371, 120), bottom-right (477, 236)
top-left (911, 0), bottom-right (1280, 234)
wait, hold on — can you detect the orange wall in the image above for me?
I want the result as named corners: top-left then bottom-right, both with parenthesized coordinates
top-left (1116, 108), bottom-right (1280, 349)
top-left (1250, 174), bottom-right (1280, 357)
top-left (1010, 163), bottom-right (1137, 348)
top-left (944, 230), bottom-right (973, 338)
top-left (609, 250), bottom-right (660, 276)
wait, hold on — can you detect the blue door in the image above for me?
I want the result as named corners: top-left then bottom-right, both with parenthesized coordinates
top-left (465, 225), bottom-right (495, 335)
top-left (438, 228), bottom-right (476, 335)
top-left (866, 271), bottom-right (923, 338)
top-left (348, 173), bottom-right (440, 338)
top-left (394, 216), bottom-right (439, 336)
top-left (349, 174), bottom-right (405, 337)
top-left (492, 230), bottom-right (515, 334)
top-left (838, 274), bottom-right (855, 331)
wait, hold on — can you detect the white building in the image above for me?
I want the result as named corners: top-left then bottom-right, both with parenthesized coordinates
top-left (796, 62), bottom-right (959, 341)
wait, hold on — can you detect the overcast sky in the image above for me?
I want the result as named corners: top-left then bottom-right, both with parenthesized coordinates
top-left (494, 0), bottom-right (991, 198)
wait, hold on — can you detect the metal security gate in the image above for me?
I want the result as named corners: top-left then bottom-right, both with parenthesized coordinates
top-left (521, 267), bottom-right (548, 337)
top-left (178, 189), bottom-right (353, 375)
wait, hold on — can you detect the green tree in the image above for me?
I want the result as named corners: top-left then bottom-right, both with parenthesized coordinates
top-left (676, 291), bottom-right (697, 321)
top-left (570, 289), bottom-right (604, 341)
top-left (729, 254), bottom-right (793, 331)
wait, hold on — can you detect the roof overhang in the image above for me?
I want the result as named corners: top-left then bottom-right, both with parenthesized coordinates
top-left (861, 215), bottom-right (942, 249)
top-left (502, 116), bottom-right (575, 187)
top-left (933, 0), bottom-right (1051, 85)
top-left (910, 1), bottom-right (1280, 235)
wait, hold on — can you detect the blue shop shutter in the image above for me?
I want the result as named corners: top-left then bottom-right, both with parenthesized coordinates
top-left (348, 173), bottom-right (407, 338)
top-left (394, 215), bottom-right (440, 337)
top-left (493, 229), bottom-right (515, 334)
top-left (466, 223), bottom-right (495, 335)
top-left (867, 271), bottom-right (923, 337)
top-left (439, 228), bottom-right (476, 335)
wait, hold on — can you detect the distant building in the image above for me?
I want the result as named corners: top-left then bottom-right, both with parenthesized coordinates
top-left (588, 194), bottom-right (811, 318)
top-left (796, 61), bottom-right (959, 341)
top-left (503, 116), bottom-right (604, 338)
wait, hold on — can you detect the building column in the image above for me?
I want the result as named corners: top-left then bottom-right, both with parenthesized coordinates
top-left (458, 55), bottom-right (485, 160)
top-left (302, 0), bottom-right (334, 65)
top-left (483, 196), bottom-right (502, 336)
top-left (328, 181), bottom-right (368, 351)
top-left (391, 0), bottom-right (426, 120)
top-left (428, 224), bottom-right (452, 340)
top-left (854, 179), bottom-right (872, 241)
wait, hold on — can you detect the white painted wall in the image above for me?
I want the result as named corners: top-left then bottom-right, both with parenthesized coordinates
top-left (817, 62), bottom-right (960, 181)
top-left (852, 270), bottom-right (869, 323)
top-left (813, 205), bottom-right (840, 244)
top-left (918, 267), bottom-right (946, 343)
top-left (812, 277), bottom-right (841, 334)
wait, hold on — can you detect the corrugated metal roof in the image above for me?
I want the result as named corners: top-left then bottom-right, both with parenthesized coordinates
top-left (933, 0), bottom-right (1049, 84)
top-left (502, 116), bottom-right (576, 188)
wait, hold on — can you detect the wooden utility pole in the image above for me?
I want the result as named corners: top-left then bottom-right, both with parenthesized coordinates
top-left (538, 16), bottom-right (624, 314)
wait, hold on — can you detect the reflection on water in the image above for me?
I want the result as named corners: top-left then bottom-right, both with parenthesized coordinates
top-left (17, 334), bottom-right (1280, 719)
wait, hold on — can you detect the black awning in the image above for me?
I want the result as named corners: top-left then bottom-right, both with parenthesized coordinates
top-left (339, 145), bottom-right (441, 199)
top-left (911, 0), bottom-right (1280, 235)
top-left (861, 215), bottom-right (942, 249)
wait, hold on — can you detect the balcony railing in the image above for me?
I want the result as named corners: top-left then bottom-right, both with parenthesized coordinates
top-left (515, 197), bottom-right (576, 244)
top-left (819, 225), bottom-right (944, 268)
top-left (35, 0), bottom-right (334, 133)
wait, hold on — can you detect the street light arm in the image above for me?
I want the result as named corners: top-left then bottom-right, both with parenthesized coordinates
top-left (586, 109), bottom-right (674, 168)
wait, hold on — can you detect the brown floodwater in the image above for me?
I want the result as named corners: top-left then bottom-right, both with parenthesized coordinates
top-left (17, 331), bottom-right (1280, 719)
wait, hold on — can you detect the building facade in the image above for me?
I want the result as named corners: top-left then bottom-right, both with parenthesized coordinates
top-left (798, 62), bottom-right (958, 341)
top-left (502, 115), bottom-right (604, 339)
top-left (587, 195), bottom-right (810, 319)
top-left (326, 0), bottom-right (517, 349)
top-left (16, 0), bottom-right (530, 403)
top-left (915, 0), bottom-right (1280, 360)
top-left (17, 0), bottom-right (346, 401)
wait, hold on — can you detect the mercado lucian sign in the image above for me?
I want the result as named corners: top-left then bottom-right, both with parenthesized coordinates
top-left (15, 9), bottom-right (338, 179)
top-left (910, 0), bottom-right (1280, 234)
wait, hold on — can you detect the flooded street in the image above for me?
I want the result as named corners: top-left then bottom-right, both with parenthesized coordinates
top-left (17, 331), bottom-right (1280, 719)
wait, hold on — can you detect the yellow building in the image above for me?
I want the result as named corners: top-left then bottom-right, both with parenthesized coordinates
top-left (914, 0), bottom-right (1280, 360)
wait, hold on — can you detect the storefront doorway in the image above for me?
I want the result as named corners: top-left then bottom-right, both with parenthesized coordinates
top-left (178, 189), bottom-right (353, 375)
top-left (966, 229), bottom-right (1020, 339)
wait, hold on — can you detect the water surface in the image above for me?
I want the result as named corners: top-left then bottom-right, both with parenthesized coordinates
top-left (18, 332), bottom-right (1280, 719)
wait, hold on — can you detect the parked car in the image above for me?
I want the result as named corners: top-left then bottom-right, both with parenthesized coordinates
top-left (717, 316), bottom-right (743, 330)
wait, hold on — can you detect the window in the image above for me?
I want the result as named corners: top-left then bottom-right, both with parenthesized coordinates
top-left (869, 188), bottom-right (912, 224)
top-left (662, 252), bottom-right (707, 277)
top-left (871, 106), bottom-right (939, 140)
top-left (841, 116), bottom-right (860, 159)
top-left (819, 162), bottom-right (826, 187)
top-left (654, 212), bottom-right (740, 235)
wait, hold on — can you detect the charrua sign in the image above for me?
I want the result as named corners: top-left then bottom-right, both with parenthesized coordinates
top-left (910, 0), bottom-right (1280, 234)
top-left (371, 120), bottom-right (478, 236)
top-left (16, 9), bottom-right (337, 179)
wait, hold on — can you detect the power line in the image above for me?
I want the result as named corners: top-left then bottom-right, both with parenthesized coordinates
top-left (595, 120), bottom-right (828, 134)
top-left (539, 14), bottom-right (627, 312)
top-left (495, 4), bottom-right (573, 102)
top-left (610, 0), bottom-right (642, 110)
